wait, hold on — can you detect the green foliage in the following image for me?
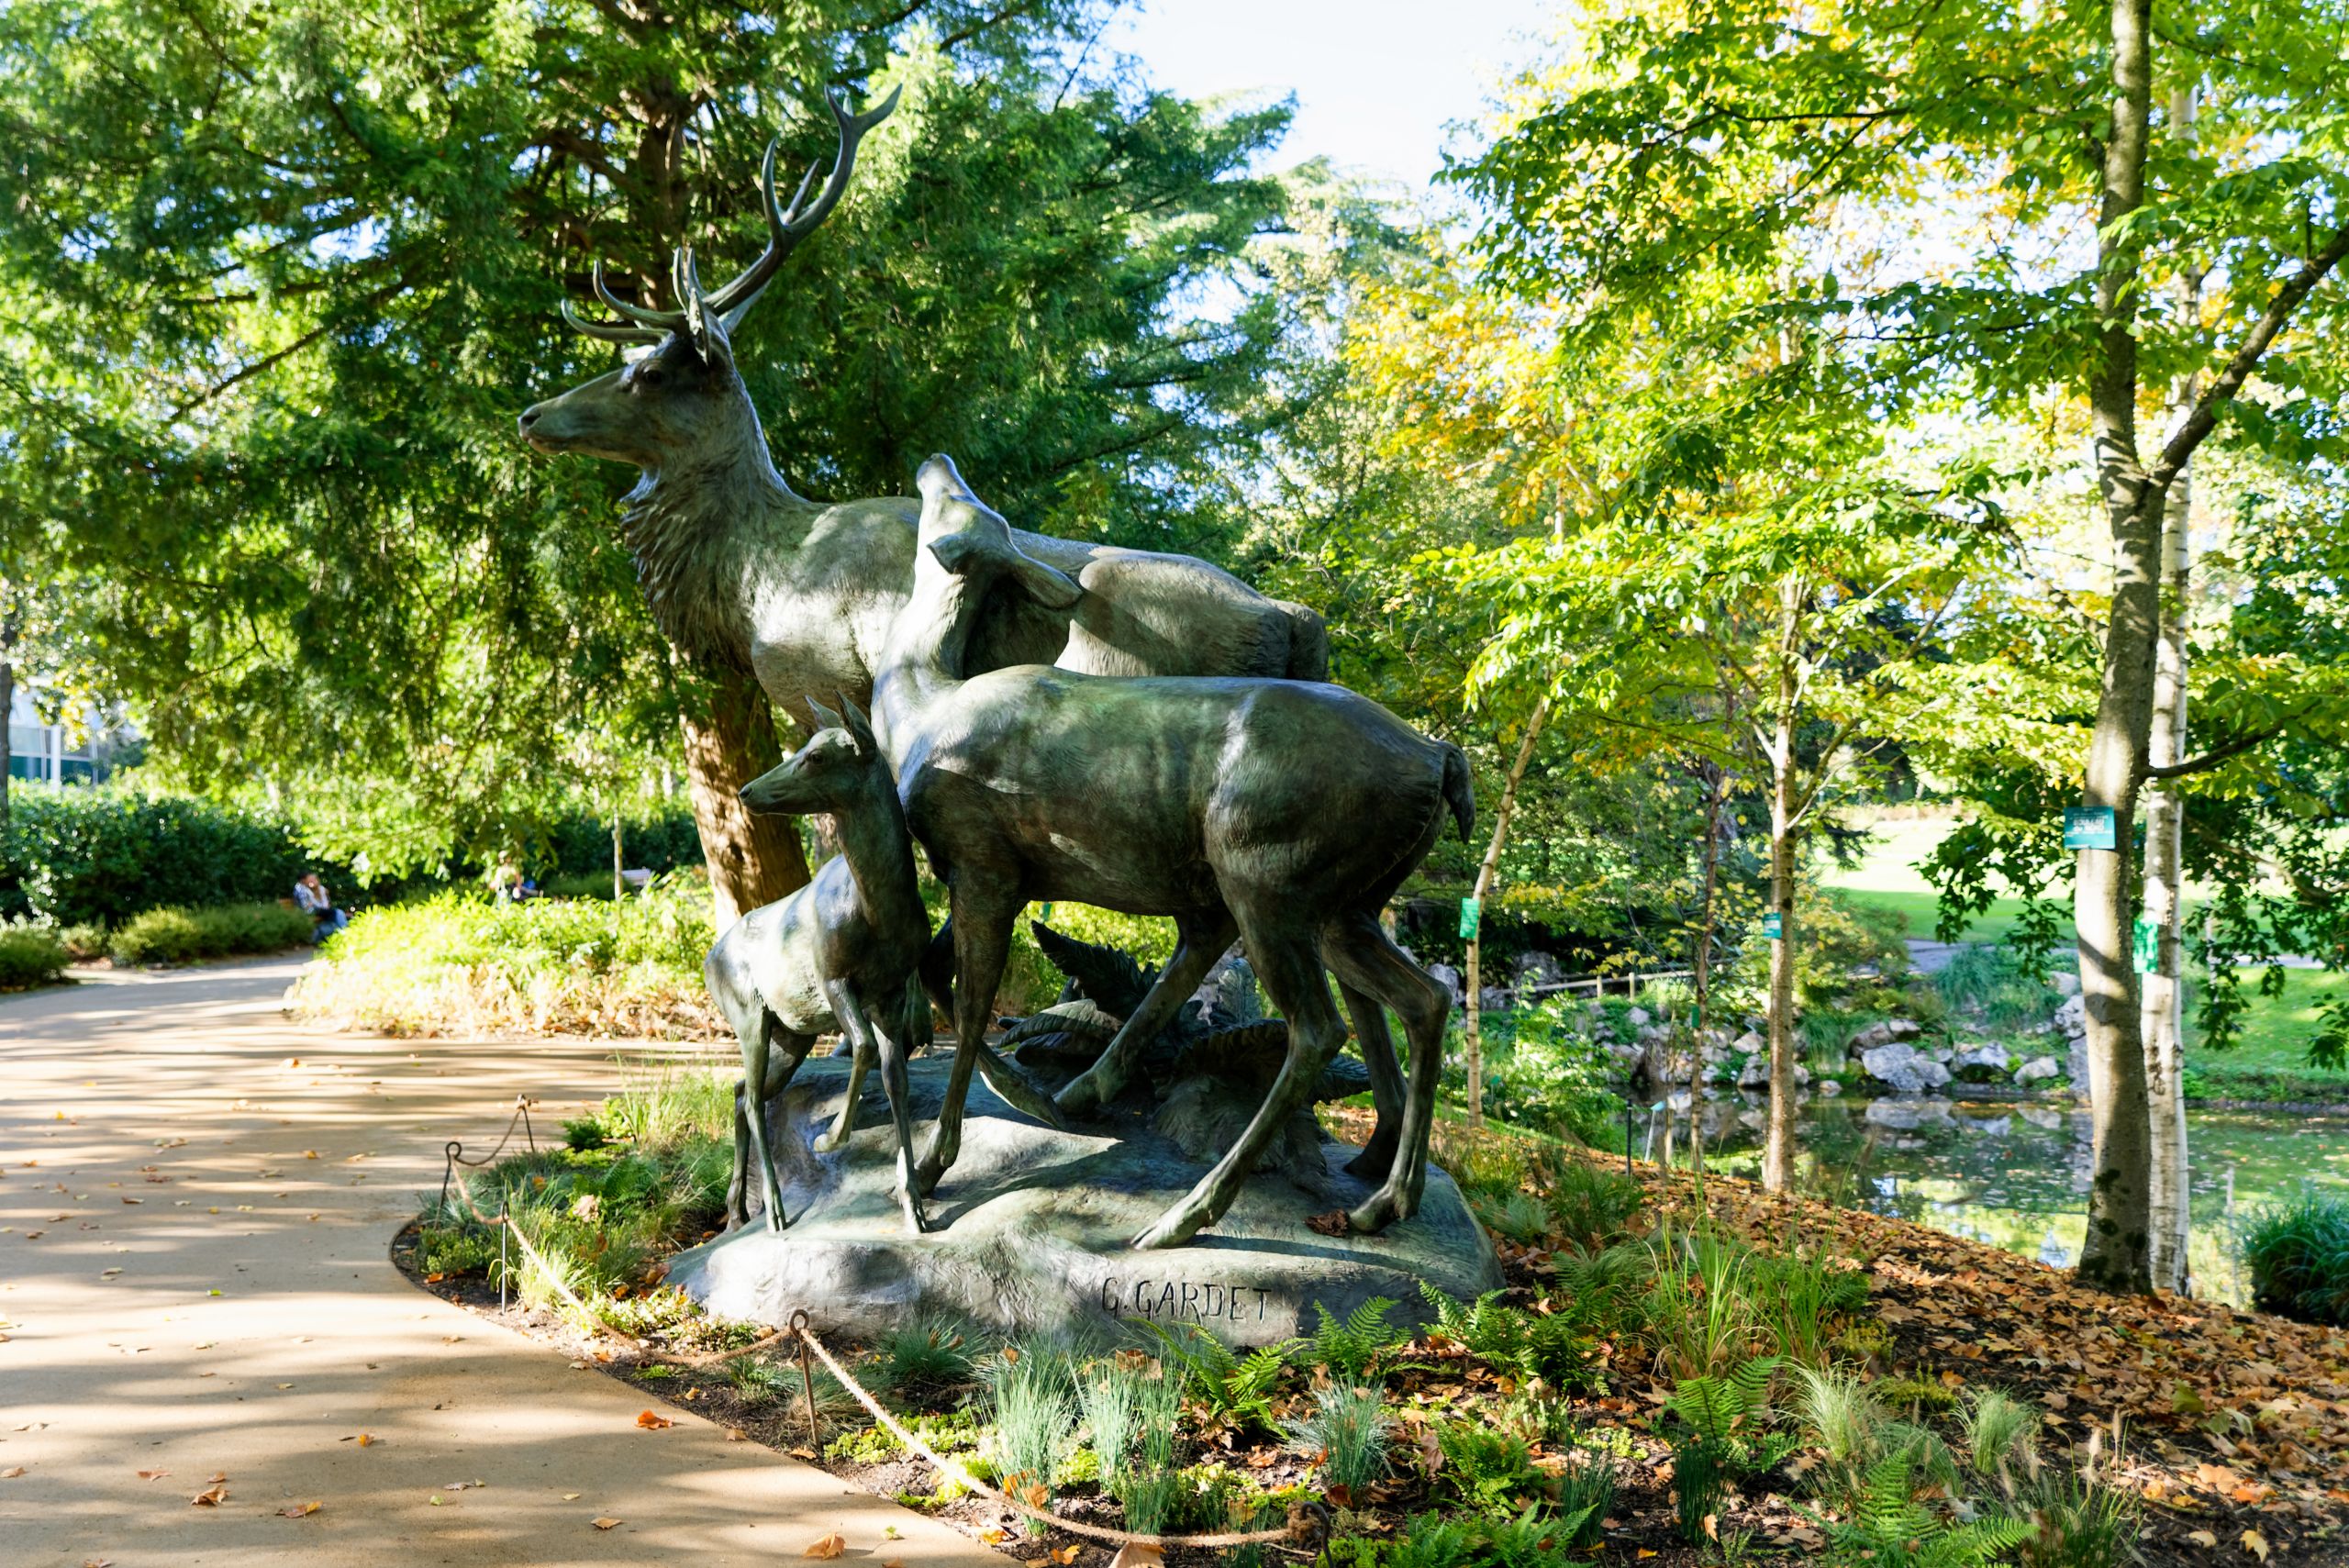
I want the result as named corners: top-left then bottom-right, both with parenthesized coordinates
top-left (1875, 1376), bottom-right (1960, 1415)
top-left (1960, 1389), bottom-right (2043, 1480)
top-left (561, 1117), bottom-right (609, 1153)
top-left (1283, 1383), bottom-right (1390, 1495)
top-left (1138, 1319), bottom-right (1296, 1431)
top-left (1470, 1190), bottom-right (1553, 1246)
top-left (1307, 1296), bottom-right (1408, 1386)
top-left (981, 1340), bottom-right (1076, 1535)
top-left (2013, 1472), bottom-right (2142, 1568)
top-left (1814, 1453), bottom-right (2035, 1568)
top-left (288, 887), bottom-right (718, 1038)
top-left (1543, 1162), bottom-right (1646, 1251)
top-left (1550, 1449), bottom-right (1616, 1550)
top-left (0, 918), bottom-right (69, 989)
top-left (1461, 996), bottom-right (1625, 1146)
top-left (721, 1351), bottom-right (790, 1406)
top-left (1663, 1357), bottom-right (1795, 1543)
top-left (1431, 1419), bottom-right (1539, 1510)
top-left (1076, 1351), bottom-right (1183, 1530)
top-left (0, 786), bottom-right (318, 926)
top-left (599, 1056), bottom-right (736, 1148)
top-left (866, 1316), bottom-right (979, 1401)
top-left (1933, 945), bottom-right (2059, 1036)
top-left (1745, 1248), bottom-right (1868, 1368)
top-left (1480, 1501), bottom-right (1603, 1567)
top-left (1418, 1282), bottom-right (1606, 1393)
top-left (107, 902), bottom-right (315, 965)
top-left (2242, 1191), bottom-right (2349, 1327)
top-left (1643, 1229), bottom-right (1760, 1380)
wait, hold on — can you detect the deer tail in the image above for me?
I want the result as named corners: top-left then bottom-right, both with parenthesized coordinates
top-left (1441, 741), bottom-right (1475, 844)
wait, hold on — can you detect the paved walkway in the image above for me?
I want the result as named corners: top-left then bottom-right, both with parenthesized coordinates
top-left (0, 957), bottom-right (998, 1566)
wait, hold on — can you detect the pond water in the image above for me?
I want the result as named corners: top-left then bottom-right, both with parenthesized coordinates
top-left (1609, 1095), bottom-right (2349, 1307)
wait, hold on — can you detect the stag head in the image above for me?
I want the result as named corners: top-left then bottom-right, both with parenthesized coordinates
top-left (517, 88), bottom-right (901, 468)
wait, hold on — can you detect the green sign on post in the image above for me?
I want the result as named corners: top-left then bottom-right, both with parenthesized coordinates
top-left (1459, 896), bottom-right (1481, 940)
top-left (1762, 911), bottom-right (1784, 940)
top-left (2064, 806), bottom-right (2118, 851)
top-left (2132, 916), bottom-right (2159, 974)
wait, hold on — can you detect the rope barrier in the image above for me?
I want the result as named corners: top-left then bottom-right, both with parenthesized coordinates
top-left (786, 1309), bottom-right (1326, 1555)
top-left (429, 1099), bottom-right (1326, 1555)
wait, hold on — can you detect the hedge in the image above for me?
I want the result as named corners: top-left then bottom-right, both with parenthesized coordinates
top-left (107, 903), bottom-right (319, 966)
top-left (1, 788), bottom-right (315, 927)
top-left (0, 920), bottom-right (70, 989)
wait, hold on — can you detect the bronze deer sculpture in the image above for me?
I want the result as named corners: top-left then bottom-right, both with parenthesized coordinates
top-left (517, 88), bottom-right (1327, 732)
top-left (872, 455), bottom-right (1472, 1250)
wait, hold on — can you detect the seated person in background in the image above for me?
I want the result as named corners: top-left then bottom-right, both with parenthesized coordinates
top-left (294, 872), bottom-right (348, 941)
top-left (486, 850), bottom-right (524, 903)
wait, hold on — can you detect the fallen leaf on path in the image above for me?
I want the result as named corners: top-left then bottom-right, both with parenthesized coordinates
top-left (1051, 1546), bottom-right (1082, 1563)
top-left (190, 1484), bottom-right (227, 1507)
top-left (277, 1501), bottom-right (320, 1518)
top-left (634, 1410), bottom-right (672, 1429)
top-left (1108, 1547), bottom-right (1165, 1568)
top-left (592, 1517), bottom-right (622, 1530)
top-left (1, 1467), bottom-right (25, 1478)
top-left (725, 1427), bottom-right (746, 1441)
top-left (2243, 1530), bottom-right (2271, 1562)
top-left (562, 1493), bottom-right (581, 1501)
top-left (978, 1527), bottom-right (1009, 1545)
top-left (135, 1469), bottom-right (169, 1480)
top-left (82, 1558), bottom-right (111, 1567)
top-left (2188, 1531), bottom-right (2220, 1548)
top-left (803, 1534), bottom-right (845, 1559)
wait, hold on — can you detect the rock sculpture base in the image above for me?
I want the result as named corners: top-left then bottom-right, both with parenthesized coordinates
top-left (666, 1056), bottom-right (1501, 1348)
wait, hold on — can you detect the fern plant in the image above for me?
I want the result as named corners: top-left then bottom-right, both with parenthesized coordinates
top-left (1138, 1319), bottom-right (1295, 1431)
top-left (1418, 1283), bottom-right (1602, 1392)
top-left (1817, 1452), bottom-right (2036, 1568)
top-left (1308, 1296), bottom-right (1408, 1385)
top-left (1663, 1356), bottom-right (1795, 1543)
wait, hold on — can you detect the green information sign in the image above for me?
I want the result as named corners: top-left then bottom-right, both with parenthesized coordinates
top-left (2064, 806), bottom-right (2118, 851)
top-left (1458, 896), bottom-right (1481, 940)
top-left (2132, 916), bottom-right (2159, 974)
top-left (1762, 911), bottom-right (1784, 940)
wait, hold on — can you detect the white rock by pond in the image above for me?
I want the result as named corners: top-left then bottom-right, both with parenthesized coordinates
top-left (2014, 1054), bottom-right (2063, 1085)
top-left (1865, 1096), bottom-right (1955, 1129)
top-left (1861, 1040), bottom-right (1953, 1094)
top-left (1428, 962), bottom-right (1463, 1005)
top-left (1737, 1053), bottom-right (1809, 1089)
top-left (1627, 1005), bottom-right (1652, 1028)
top-left (1731, 1029), bottom-right (1765, 1055)
top-left (2054, 993), bottom-right (2087, 1036)
top-left (1816, 1078), bottom-right (1842, 1096)
top-left (1848, 1018), bottom-right (1923, 1053)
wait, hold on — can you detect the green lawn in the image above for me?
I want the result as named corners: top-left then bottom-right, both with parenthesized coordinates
top-left (1823, 817), bottom-right (2074, 945)
top-left (1828, 816), bottom-right (2349, 1102)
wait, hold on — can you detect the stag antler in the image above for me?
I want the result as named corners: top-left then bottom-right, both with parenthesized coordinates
top-left (558, 86), bottom-right (902, 350)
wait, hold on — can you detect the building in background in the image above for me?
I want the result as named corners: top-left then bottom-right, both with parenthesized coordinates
top-left (8, 684), bottom-right (133, 784)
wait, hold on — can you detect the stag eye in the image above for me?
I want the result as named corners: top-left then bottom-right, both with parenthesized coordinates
top-left (629, 361), bottom-right (664, 390)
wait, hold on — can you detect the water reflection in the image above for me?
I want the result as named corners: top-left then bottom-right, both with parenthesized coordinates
top-left (1612, 1095), bottom-right (2349, 1307)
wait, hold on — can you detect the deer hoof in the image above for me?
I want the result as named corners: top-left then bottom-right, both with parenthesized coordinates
top-left (1346, 1190), bottom-right (1405, 1234)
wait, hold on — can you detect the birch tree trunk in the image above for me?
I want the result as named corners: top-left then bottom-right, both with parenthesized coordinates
top-left (1462, 695), bottom-right (1551, 1127)
top-left (2076, 0), bottom-right (2160, 1293)
top-left (681, 663), bottom-right (812, 929)
top-left (2142, 83), bottom-right (2200, 1291)
top-left (1762, 629), bottom-right (1801, 1192)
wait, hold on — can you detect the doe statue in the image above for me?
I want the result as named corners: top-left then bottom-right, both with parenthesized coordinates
top-left (517, 89), bottom-right (1326, 751)
top-left (870, 455), bottom-right (1474, 1250)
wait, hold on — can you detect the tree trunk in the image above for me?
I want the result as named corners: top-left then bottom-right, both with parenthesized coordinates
top-left (0, 656), bottom-right (13, 841)
top-left (2143, 108), bottom-right (2200, 1291)
top-left (1462, 695), bottom-right (1551, 1127)
top-left (2141, 465), bottom-right (2191, 1292)
top-left (1761, 660), bottom-right (1800, 1193)
top-left (1686, 758), bottom-right (1731, 1192)
top-left (612, 807), bottom-right (626, 904)
top-left (680, 663), bottom-right (811, 929)
top-left (2075, 0), bottom-right (2159, 1294)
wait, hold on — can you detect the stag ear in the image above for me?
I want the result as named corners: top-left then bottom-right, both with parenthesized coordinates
top-left (674, 247), bottom-right (732, 369)
top-left (804, 695), bottom-right (844, 734)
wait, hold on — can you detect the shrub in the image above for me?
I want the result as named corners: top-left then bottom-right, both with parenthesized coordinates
top-left (868, 1315), bottom-right (979, 1399)
top-left (107, 902), bottom-right (315, 965)
top-left (1460, 996), bottom-right (1624, 1146)
top-left (1307, 1296), bottom-right (1408, 1385)
top-left (1283, 1383), bottom-right (1389, 1495)
top-left (0, 919), bottom-right (69, 989)
top-left (2242, 1191), bottom-right (2349, 1327)
top-left (1, 786), bottom-right (321, 927)
top-left (1139, 1319), bottom-right (1295, 1431)
top-left (983, 1340), bottom-right (1077, 1535)
top-left (1961, 1388), bottom-right (2042, 1479)
top-left (1933, 944), bottom-right (2058, 1034)
top-left (287, 886), bottom-right (722, 1038)
top-left (1545, 1162), bottom-right (1645, 1251)
top-left (1076, 1354), bottom-right (1184, 1533)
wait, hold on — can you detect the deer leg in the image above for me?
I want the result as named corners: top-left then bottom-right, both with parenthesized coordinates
top-left (740, 1010), bottom-right (793, 1232)
top-left (915, 888), bottom-right (1018, 1198)
top-left (918, 919), bottom-right (956, 1037)
top-left (1322, 913), bottom-right (1448, 1232)
top-left (1131, 925), bottom-right (1343, 1251)
top-left (870, 980), bottom-right (932, 1234)
top-left (727, 1078), bottom-right (751, 1229)
top-left (813, 1015), bottom-right (872, 1154)
top-left (1339, 982), bottom-right (1406, 1182)
top-left (1056, 908), bottom-right (1238, 1117)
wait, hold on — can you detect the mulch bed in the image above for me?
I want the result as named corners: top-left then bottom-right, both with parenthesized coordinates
top-left (395, 1129), bottom-right (2349, 1566)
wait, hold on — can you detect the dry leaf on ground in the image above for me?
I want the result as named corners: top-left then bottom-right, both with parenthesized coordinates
top-left (0, 1467), bottom-right (25, 1479)
top-left (802, 1533), bottom-right (846, 1559)
top-left (135, 1469), bottom-right (167, 1480)
top-left (1051, 1546), bottom-right (1082, 1564)
top-left (1108, 1546), bottom-right (1166, 1568)
top-left (278, 1501), bottom-right (320, 1518)
top-left (2243, 1529), bottom-right (2272, 1562)
top-left (592, 1516), bottom-right (622, 1530)
top-left (190, 1484), bottom-right (226, 1507)
top-left (634, 1409), bottom-right (672, 1430)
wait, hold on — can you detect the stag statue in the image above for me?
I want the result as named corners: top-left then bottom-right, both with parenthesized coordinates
top-left (517, 89), bottom-right (1326, 745)
top-left (871, 454), bottom-right (1472, 1251)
